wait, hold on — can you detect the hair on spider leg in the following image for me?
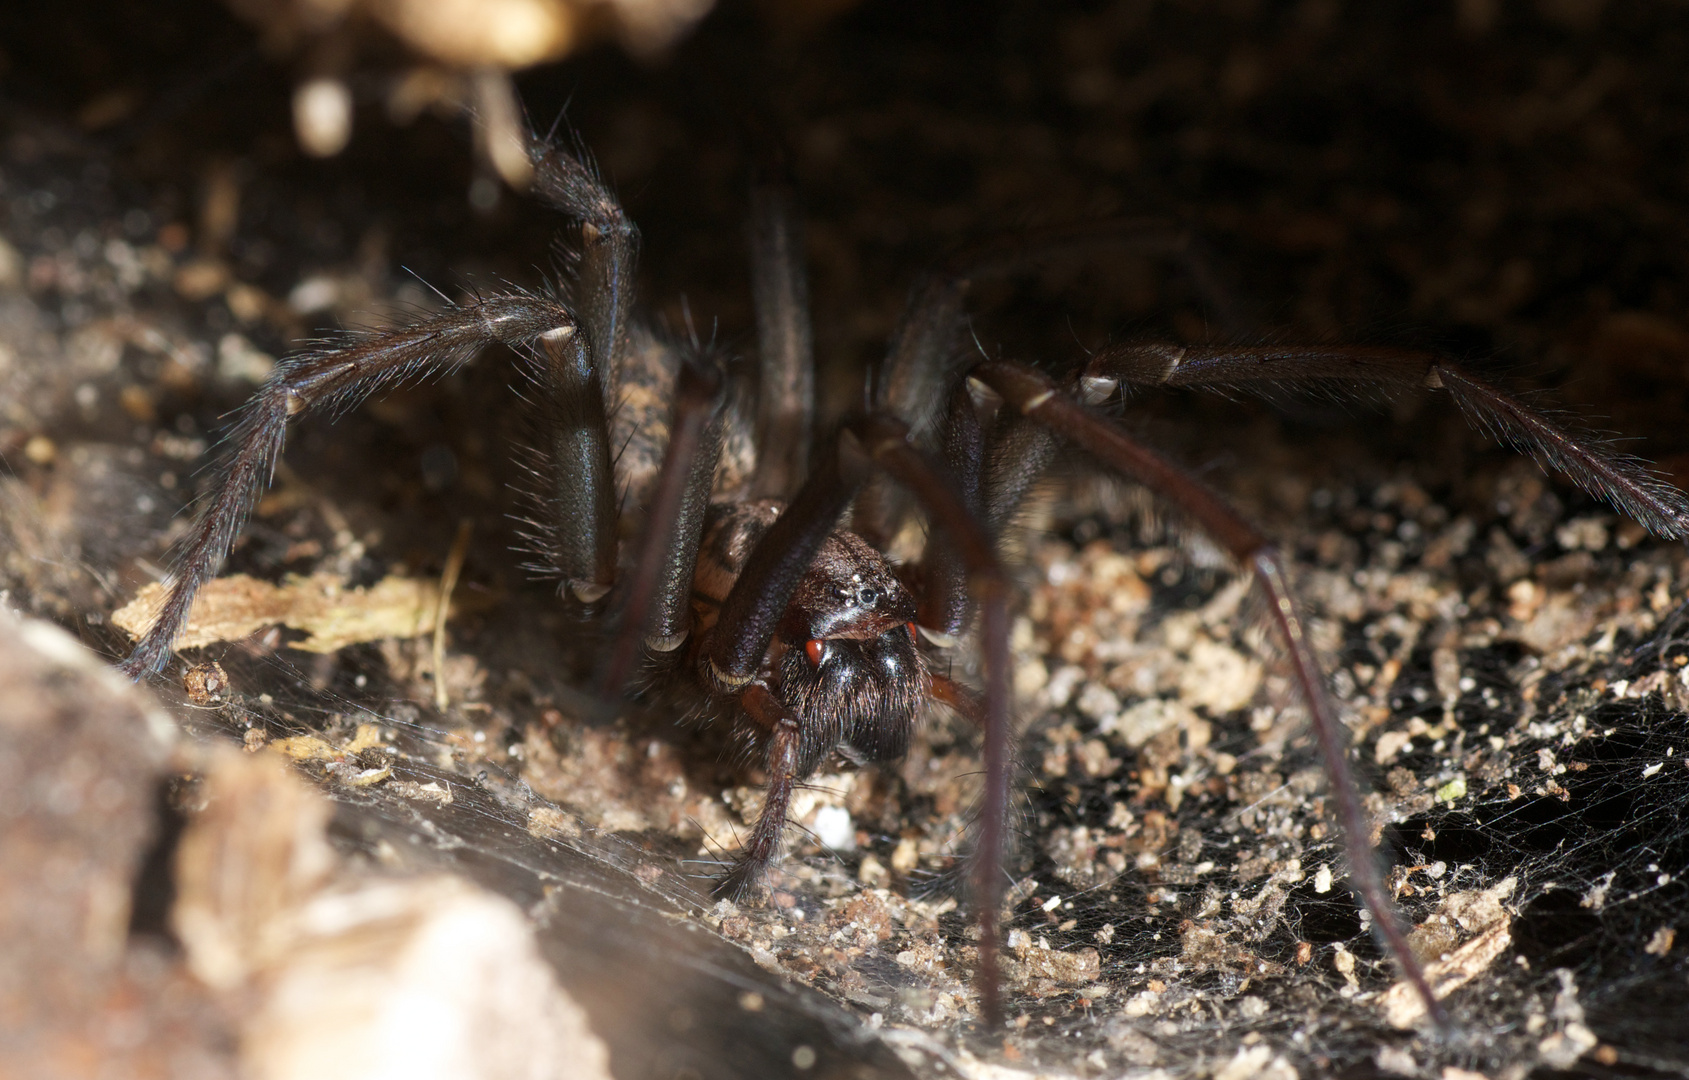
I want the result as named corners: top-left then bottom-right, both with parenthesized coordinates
top-left (112, 121), bottom-right (1689, 1035)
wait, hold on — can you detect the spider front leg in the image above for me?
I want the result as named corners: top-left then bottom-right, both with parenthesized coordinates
top-left (912, 382), bottom-right (987, 642)
top-left (971, 358), bottom-right (1451, 1030)
top-left (119, 294), bottom-right (604, 678)
top-left (863, 418), bottom-right (1015, 1030)
top-left (517, 140), bottom-right (642, 602)
top-left (522, 308), bottom-right (619, 605)
top-left (122, 139), bottom-right (644, 680)
top-left (529, 141), bottom-right (639, 380)
top-left (914, 381), bottom-right (1065, 643)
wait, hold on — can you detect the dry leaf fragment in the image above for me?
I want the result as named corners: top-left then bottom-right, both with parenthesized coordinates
top-left (113, 571), bottom-right (447, 654)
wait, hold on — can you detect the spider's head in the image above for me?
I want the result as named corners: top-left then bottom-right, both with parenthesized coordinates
top-left (774, 530), bottom-right (925, 768)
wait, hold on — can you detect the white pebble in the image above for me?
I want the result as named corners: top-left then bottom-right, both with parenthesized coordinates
top-left (812, 805), bottom-right (854, 851)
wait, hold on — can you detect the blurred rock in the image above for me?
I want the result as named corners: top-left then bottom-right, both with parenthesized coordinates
top-left (0, 609), bottom-right (233, 1080)
top-left (173, 748), bottom-right (613, 1080)
top-left (0, 606), bottom-right (610, 1080)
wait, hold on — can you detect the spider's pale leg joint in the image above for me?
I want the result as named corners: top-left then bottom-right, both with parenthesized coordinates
top-left (643, 631), bottom-right (688, 653)
top-left (917, 625), bottom-right (960, 649)
top-left (570, 581), bottom-right (612, 604)
top-left (1018, 387), bottom-right (1056, 413)
top-left (1079, 373), bottom-right (1118, 405)
top-left (1084, 342), bottom-right (1187, 391)
top-left (705, 658), bottom-right (755, 693)
top-left (529, 313), bottom-right (619, 603)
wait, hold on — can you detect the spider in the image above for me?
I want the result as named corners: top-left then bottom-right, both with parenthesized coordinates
top-left (118, 135), bottom-right (1689, 1029)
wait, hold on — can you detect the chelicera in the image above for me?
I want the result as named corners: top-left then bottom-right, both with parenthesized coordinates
top-left (118, 135), bottom-right (1689, 1028)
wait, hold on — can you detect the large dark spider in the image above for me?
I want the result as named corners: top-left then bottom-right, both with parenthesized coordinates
top-left (119, 136), bottom-right (1689, 1027)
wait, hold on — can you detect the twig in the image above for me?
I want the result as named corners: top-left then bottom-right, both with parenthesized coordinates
top-left (433, 519), bottom-right (473, 711)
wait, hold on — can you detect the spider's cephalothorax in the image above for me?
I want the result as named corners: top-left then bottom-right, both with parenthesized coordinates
top-left (118, 133), bottom-right (1689, 1028)
top-left (694, 503), bottom-right (926, 776)
top-left (770, 537), bottom-right (924, 771)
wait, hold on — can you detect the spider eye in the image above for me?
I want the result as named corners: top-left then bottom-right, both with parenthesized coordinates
top-left (804, 639), bottom-right (828, 668)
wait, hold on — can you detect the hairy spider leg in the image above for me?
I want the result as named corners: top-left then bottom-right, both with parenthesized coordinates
top-left (916, 384), bottom-right (1074, 643)
top-left (971, 357), bottom-right (1452, 1031)
top-left (700, 429), bottom-right (868, 693)
top-left (1086, 343), bottom-right (1689, 538)
top-left (747, 149), bottom-right (816, 502)
top-left (606, 149), bottom-right (817, 692)
top-left (516, 144), bottom-right (642, 602)
top-left (601, 344), bottom-right (727, 694)
top-left (118, 294), bottom-right (593, 678)
top-left (525, 309), bottom-right (620, 603)
top-left (120, 141), bottom-right (654, 679)
top-left (529, 143), bottom-right (638, 393)
top-left (838, 221), bottom-right (1256, 1020)
top-left (979, 412), bottom-right (1062, 539)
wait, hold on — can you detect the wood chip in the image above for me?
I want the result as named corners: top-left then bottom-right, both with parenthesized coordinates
top-left (1383, 919), bottom-right (1513, 1029)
